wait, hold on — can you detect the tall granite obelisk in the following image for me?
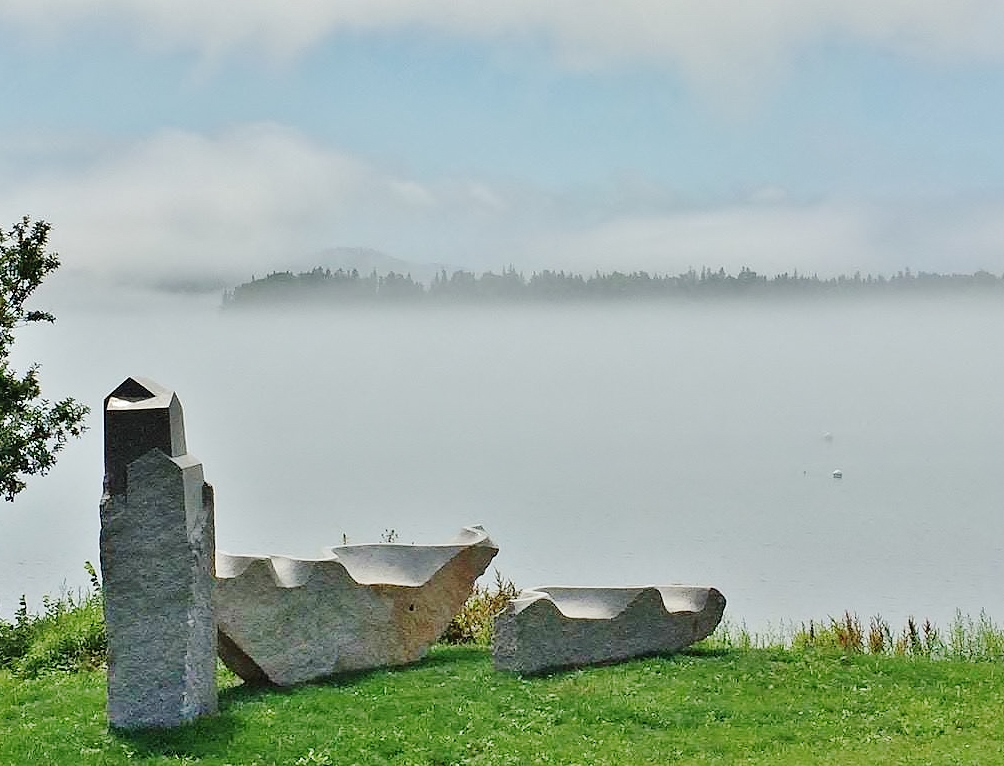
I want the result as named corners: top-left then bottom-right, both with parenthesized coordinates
top-left (99, 377), bottom-right (217, 729)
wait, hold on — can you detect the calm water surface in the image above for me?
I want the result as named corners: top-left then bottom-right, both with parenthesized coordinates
top-left (4, 286), bottom-right (1003, 632)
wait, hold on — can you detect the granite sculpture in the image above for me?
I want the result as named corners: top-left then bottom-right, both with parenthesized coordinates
top-left (492, 585), bottom-right (726, 674)
top-left (215, 526), bottom-right (498, 686)
top-left (99, 377), bottom-right (217, 729)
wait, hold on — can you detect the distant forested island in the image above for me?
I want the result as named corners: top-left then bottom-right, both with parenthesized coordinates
top-left (222, 265), bottom-right (1004, 308)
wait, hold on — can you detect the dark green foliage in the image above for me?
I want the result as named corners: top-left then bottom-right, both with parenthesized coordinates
top-left (222, 266), bottom-right (424, 307)
top-left (0, 562), bottom-right (105, 676)
top-left (223, 263), bottom-right (1004, 309)
top-left (440, 570), bottom-right (518, 646)
top-left (0, 596), bottom-right (33, 664)
top-left (0, 216), bottom-right (89, 501)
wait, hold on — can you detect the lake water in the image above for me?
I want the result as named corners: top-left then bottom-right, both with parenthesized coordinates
top-left (4, 282), bottom-right (1004, 633)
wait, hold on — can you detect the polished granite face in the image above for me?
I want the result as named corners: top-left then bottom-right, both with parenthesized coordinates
top-left (102, 376), bottom-right (187, 497)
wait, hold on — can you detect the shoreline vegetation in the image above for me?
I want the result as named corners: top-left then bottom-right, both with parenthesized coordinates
top-left (4, 574), bottom-right (1004, 762)
top-left (222, 265), bottom-right (1004, 309)
top-left (4, 571), bottom-right (1004, 677)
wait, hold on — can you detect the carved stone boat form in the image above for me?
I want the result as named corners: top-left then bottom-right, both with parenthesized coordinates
top-left (493, 585), bottom-right (726, 674)
top-left (215, 526), bottom-right (497, 686)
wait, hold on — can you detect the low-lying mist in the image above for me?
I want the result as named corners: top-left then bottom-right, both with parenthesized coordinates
top-left (5, 280), bottom-right (1004, 632)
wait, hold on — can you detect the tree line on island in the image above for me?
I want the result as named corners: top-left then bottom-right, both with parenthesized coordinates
top-left (222, 264), bottom-right (1004, 308)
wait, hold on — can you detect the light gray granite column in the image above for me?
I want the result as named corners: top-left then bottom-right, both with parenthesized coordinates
top-left (99, 377), bottom-right (217, 729)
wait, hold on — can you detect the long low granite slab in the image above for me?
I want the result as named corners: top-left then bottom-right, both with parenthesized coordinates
top-left (493, 585), bottom-right (725, 674)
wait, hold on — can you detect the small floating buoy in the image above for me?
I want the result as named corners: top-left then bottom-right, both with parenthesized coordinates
top-left (823, 432), bottom-right (834, 443)
top-left (832, 469), bottom-right (843, 479)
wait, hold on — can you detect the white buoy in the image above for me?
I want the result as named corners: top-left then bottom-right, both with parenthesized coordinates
top-left (832, 469), bottom-right (843, 479)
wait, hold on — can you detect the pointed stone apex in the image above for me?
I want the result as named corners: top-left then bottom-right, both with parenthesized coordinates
top-left (103, 377), bottom-right (187, 496)
top-left (107, 376), bottom-right (171, 405)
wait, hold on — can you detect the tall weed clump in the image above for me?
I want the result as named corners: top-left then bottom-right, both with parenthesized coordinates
top-left (793, 612), bottom-right (947, 658)
top-left (440, 570), bottom-right (518, 646)
top-left (715, 610), bottom-right (1004, 661)
top-left (947, 609), bottom-right (1004, 661)
top-left (0, 562), bottom-right (106, 677)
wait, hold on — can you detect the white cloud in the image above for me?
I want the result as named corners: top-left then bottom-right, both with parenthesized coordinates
top-left (0, 124), bottom-right (452, 284)
top-left (3, 1), bottom-right (1003, 92)
top-left (0, 124), bottom-right (373, 283)
top-left (523, 202), bottom-right (880, 277)
top-left (519, 194), bottom-right (1004, 278)
top-left (388, 180), bottom-right (438, 209)
top-left (0, 124), bottom-right (562, 285)
top-left (3, 124), bottom-right (1004, 293)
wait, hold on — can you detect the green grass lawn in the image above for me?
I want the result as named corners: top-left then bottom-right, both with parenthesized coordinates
top-left (3, 644), bottom-right (1004, 765)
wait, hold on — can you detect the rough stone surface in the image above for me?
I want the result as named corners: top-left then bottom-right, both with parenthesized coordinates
top-left (492, 585), bottom-right (726, 674)
top-left (215, 526), bottom-right (498, 686)
top-left (99, 378), bottom-right (217, 729)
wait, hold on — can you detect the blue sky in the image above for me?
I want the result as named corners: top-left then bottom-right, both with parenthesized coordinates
top-left (3, 2), bottom-right (1004, 286)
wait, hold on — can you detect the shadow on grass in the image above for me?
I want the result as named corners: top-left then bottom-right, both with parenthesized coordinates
top-left (682, 645), bottom-right (732, 658)
top-left (112, 711), bottom-right (242, 759)
top-left (493, 647), bottom-right (735, 679)
top-left (116, 645), bottom-right (732, 757)
top-left (111, 644), bottom-right (493, 759)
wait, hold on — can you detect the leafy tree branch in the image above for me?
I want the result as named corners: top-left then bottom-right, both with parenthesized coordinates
top-left (1, 216), bottom-right (89, 502)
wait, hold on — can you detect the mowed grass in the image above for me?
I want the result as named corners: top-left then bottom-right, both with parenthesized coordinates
top-left (3, 644), bottom-right (1004, 765)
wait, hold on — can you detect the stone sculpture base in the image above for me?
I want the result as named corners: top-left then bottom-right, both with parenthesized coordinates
top-left (99, 377), bottom-right (217, 730)
top-left (100, 450), bottom-right (217, 728)
top-left (492, 585), bottom-right (726, 675)
top-left (215, 526), bottom-right (498, 686)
